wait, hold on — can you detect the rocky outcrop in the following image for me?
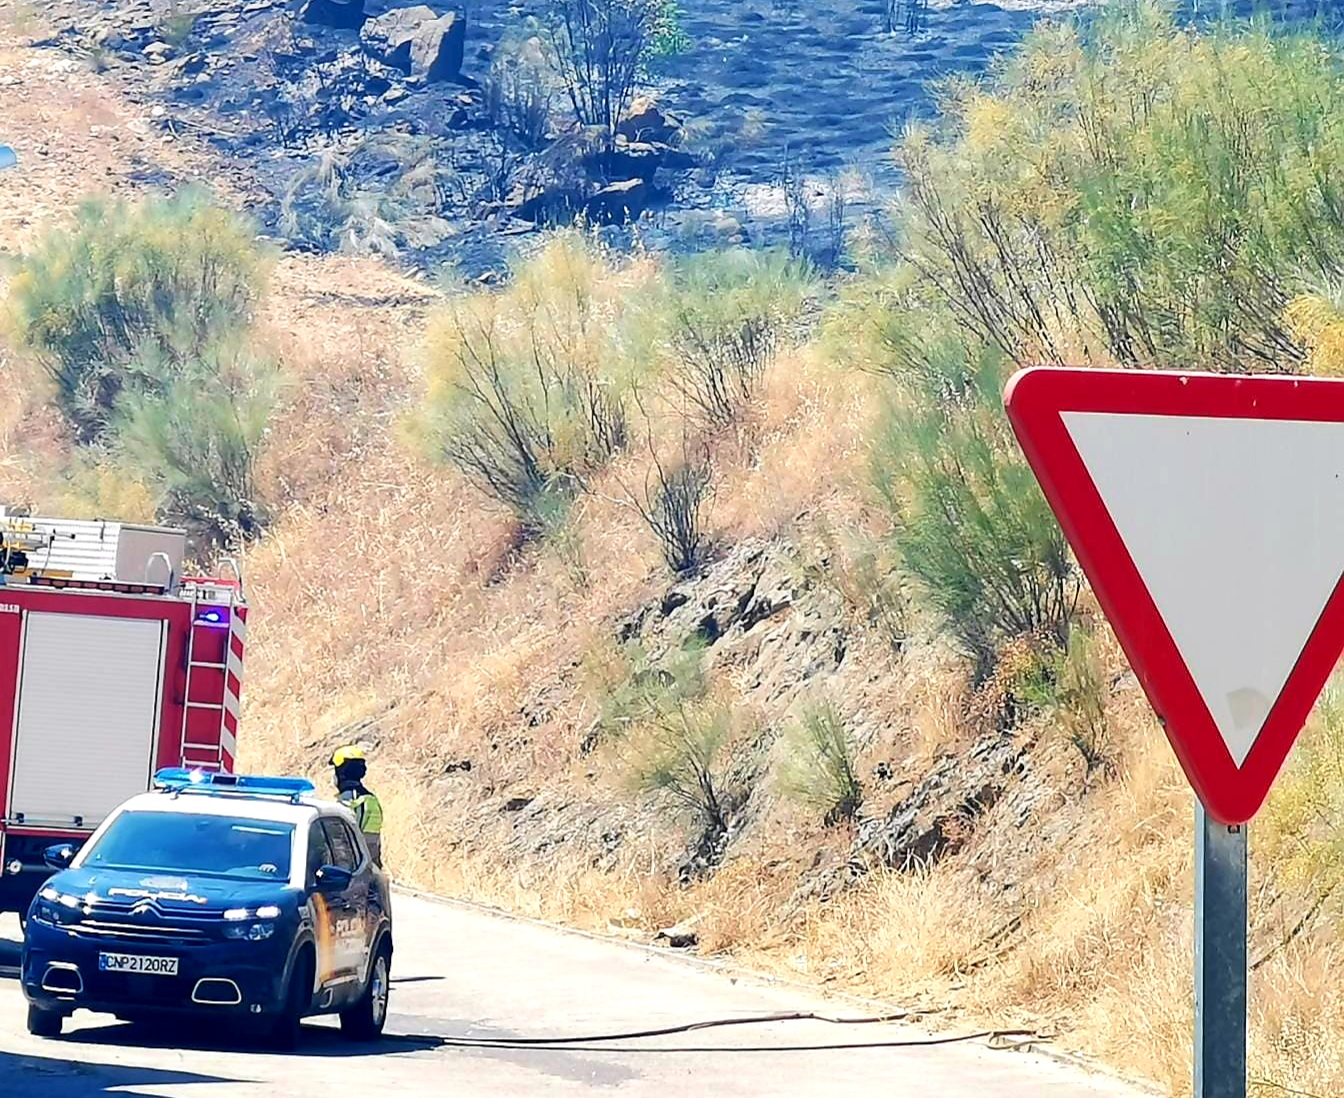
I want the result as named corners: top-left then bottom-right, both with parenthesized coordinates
top-left (407, 11), bottom-right (465, 82)
top-left (299, 0), bottom-right (367, 30)
top-left (618, 540), bottom-right (848, 703)
top-left (360, 6), bottom-right (464, 83)
top-left (851, 733), bottom-right (1027, 873)
top-left (787, 731), bottom-right (1030, 909)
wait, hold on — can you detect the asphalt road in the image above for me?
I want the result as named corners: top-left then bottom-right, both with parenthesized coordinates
top-left (0, 894), bottom-right (1147, 1097)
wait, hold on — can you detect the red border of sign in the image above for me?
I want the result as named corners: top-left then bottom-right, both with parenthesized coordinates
top-left (1005, 367), bottom-right (1344, 823)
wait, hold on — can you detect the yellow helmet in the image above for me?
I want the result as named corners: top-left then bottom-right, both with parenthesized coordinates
top-left (330, 744), bottom-right (367, 768)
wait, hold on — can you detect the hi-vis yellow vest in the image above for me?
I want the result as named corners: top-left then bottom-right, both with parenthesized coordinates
top-left (344, 791), bottom-right (383, 835)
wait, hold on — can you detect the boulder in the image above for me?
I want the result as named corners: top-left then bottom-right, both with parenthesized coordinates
top-left (412, 12), bottom-right (465, 81)
top-left (653, 914), bottom-right (702, 949)
top-left (92, 27), bottom-right (129, 51)
top-left (584, 178), bottom-right (649, 225)
top-left (616, 96), bottom-right (682, 145)
top-left (360, 6), bottom-right (434, 68)
top-left (360, 6), bottom-right (464, 83)
top-left (299, 0), bottom-right (366, 30)
top-left (594, 139), bottom-right (697, 182)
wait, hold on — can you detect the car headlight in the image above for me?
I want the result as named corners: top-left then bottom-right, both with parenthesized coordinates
top-left (33, 887), bottom-right (82, 926)
top-left (221, 905), bottom-right (281, 940)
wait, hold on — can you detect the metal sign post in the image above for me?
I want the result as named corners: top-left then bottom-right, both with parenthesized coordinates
top-left (1194, 805), bottom-right (1247, 1098)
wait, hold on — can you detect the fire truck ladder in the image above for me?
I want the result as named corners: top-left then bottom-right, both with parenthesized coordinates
top-left (179, 569), bottom-right (242, 772)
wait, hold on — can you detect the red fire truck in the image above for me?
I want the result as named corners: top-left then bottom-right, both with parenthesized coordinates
top-left (0, 507), bottom-right (247, 919)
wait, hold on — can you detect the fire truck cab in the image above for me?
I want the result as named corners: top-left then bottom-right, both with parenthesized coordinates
top-left (0, 507), bottom-right (247, 919)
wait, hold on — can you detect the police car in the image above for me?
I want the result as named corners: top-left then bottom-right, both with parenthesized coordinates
top-left (20, 770), bottom-right (393, 1049)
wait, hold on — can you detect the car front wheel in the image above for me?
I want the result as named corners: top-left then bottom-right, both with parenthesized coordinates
top-left (26, 1005), bottom-right (63, 1038)
top-left (265, 952), bottom-right (313, 1052)
top-left (339, 942), bottom-right (390, 1041)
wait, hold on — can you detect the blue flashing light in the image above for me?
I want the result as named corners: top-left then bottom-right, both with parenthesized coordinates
top-left (153, 767), bottom-right (209, 788)
top-left (194, 608), bottom-right (230, 627)
top-left (153, 769), bottom-right (315, 798)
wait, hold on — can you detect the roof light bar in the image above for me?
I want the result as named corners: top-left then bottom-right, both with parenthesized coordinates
top-left (153, 768), bottom-right (315, 801)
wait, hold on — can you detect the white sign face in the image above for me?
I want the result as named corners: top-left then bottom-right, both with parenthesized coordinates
top-left (1064, 411), bottom-right (1344, 766)
top-left (1006, 367), bottom-right (1344, 824)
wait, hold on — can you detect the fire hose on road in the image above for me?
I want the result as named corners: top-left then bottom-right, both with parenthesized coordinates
top-left (379, 1008), bottom-right (1047, 1055)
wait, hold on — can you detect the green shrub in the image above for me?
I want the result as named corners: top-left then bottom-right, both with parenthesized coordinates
top-left (592, 641), bottom-right (707, 740)
top-left (798, 521), bottom-right (908, 652)
top-left (588, 641), bottom-right (737, 835)
top-left (1052, 628), bottom-right (1110, 775)
top-left (778, 700), bottom-right (863, 825)
top-left (666, 248), bottom-right (813, 426)
top-left (49, 453), bottom-right (159, 526)
top-left (1263, 681), bottom-right (1344, 906)
top-left (870, 339), bottom-right (1079, 674)
top-left (898, 3), bottom-right (1344, 372)
top-left (627, 700), bottom-right (735, 836)
top-left (1013, 627), bottom-right (1111, 775)
top-left (115, 338), bottom-right (278, 547)
top-left (6, 191), bottom-right (266, 442)
top-left (613, 428), bottom-right (712, 574)
top-left (412, 233), bottom-right (658, 535)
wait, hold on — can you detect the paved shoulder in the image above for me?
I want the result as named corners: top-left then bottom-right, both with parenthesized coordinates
top-left (0, 901), bottom-right (1147, 1097)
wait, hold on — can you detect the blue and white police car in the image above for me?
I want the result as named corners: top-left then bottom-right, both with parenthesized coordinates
top-left (21, 770), bottom-right (393, 1049)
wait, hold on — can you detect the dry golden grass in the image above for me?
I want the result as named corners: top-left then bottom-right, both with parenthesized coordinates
top-left (709, 343), bottom-right (876, 540)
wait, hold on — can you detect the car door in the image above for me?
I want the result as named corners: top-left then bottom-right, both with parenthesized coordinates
top-left (337, 818), bottom-right (379, 983)
top-left (319, 816), bottom-right (367, 998)
top-left (305, 818), bottom-right (347, 994)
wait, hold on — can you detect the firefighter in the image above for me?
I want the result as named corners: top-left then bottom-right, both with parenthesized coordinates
top-left (330, 745), bottom-right (384, 867)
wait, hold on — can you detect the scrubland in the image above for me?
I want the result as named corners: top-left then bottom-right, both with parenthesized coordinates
top-left (5, 6), bottom-right (1344, 1093)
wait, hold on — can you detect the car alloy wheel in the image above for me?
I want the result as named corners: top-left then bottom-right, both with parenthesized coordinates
top-left (371, 954), bottom-right (389, 1028)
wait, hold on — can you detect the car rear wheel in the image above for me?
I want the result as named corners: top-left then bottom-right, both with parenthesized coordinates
top-left (26, 1005), bottom-right (63, 1038)
top-left (339, 942), bottom-right (390, 1041)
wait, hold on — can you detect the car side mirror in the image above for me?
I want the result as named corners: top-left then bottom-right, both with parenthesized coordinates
top-left (314, 865), bottom-right (352, 893)
top-left (43, 844), bottom-right (75, 870)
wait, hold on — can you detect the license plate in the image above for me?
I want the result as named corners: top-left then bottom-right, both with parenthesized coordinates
top-left (98, 953), bottom-right (179, 976)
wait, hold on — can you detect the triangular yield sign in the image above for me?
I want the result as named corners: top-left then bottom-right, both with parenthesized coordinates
top-left (1005, 367), bottom-right (1344, 823)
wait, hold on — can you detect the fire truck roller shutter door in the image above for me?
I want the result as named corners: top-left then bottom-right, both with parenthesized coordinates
top-left (10, 612), bottom-right (166, 828)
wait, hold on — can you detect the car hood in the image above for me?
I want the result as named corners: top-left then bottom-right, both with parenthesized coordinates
top-left (46, 868), bottom-right (293, 912)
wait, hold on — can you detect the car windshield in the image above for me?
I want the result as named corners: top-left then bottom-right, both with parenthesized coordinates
top-left (81, 811), bottom-right (295, 882)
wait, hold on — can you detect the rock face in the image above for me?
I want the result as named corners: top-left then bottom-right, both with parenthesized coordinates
top-left (850, 733), bottom-right (1027, 873)
top-left (299, 0), bottom-right (367, 29)
top-left (360, 7), bottom-right (465, 83)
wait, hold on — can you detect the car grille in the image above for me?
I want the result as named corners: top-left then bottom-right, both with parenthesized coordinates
top-left (70, 920), bottom-right (211, 945)
top-left (68, 898), bottom-right (223, 945)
